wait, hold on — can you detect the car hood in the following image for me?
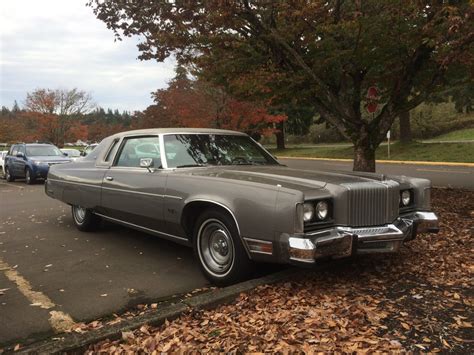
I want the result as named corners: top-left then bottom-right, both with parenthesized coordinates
top-left (184, 165), bottom-right (390, 191)
top-left (29, 156), bottom-right (71, 163)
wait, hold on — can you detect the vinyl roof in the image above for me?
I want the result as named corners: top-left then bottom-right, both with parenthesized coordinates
top-left (109, 128), bottom-right (247, 138)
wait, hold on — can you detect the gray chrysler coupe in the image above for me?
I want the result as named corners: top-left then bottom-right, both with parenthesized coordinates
top-left (45, 128), bottom-right (439, 285)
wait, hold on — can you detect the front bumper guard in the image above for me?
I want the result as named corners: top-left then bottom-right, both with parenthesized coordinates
top-left (286, 211), bottom-right (439, 264)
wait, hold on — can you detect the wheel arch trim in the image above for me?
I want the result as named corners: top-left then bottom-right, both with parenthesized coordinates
top-left (182, 198), bottom-right (251, 257)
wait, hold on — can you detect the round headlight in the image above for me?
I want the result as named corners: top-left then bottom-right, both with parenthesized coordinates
top-left (316, 200), bottom-right (329, 220)
top-left (401, 190), bottom-right (411, 206)
top-left (303, 203), bottom-right (315, 222)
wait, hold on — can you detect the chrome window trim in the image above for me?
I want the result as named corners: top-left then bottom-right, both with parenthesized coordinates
top-left (159, 134), bottom-right (169, 169)
top-left (248, 135), bottom-right (280, 165)
top-left (112, 134), bottom-right (161, 168)
top-left (93, 212), bottom-right (189, 242)
top-left (103, 138), bottom-right (120, 163)
top-left (107, 166), bottom-right (154, 172)
top-left (160, 132), bottom-right (277, 170)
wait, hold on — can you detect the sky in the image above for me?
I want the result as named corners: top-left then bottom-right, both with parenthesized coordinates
top-left (0, 0), bottom-right (176, 112)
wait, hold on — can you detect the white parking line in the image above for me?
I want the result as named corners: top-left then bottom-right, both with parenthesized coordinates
top-left (0, 182), bottom-right (24, 189)
top-left (0, 258), bottom-right (76, 332)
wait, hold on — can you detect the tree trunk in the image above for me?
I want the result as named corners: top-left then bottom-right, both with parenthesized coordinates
top-left (275, 122), bottom-right (285, 149)
top-left (399, 110), bottom-right (412, 143)
top-left (353, 142), bottom-right (376, 172)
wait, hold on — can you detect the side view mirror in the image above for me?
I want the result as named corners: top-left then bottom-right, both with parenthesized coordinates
top-left (17, 152), bottom-right (24, 158)
top-left (80, 151), bottom-right (86, 156)
top-left (140, 158), bottom-right (154, 172)
top-left (63, 152), bottom-right (68, 156)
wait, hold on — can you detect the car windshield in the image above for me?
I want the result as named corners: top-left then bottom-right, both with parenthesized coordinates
top-left (164, 134), bottom-right (278, 168)
top-left (26, 146), bottom-right (63, 157)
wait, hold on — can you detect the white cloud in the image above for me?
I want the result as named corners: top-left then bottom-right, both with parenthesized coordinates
top-left (0, 0), bottom-right (175, 112)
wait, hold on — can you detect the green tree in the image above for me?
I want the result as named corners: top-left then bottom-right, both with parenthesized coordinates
top-left (1, 106), bottom-right (10, 116)
top-left (90, 0), bottom-right (473, 171)
top-left (12, 100), bottom-right (20, 113)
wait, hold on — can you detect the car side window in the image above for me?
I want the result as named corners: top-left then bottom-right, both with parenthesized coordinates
top-left (115, 136), bottom-right (161, 168)
top-left (18, 145), bottom-right (26, 155)
top-left (11, 145), bottom-right (18, 156)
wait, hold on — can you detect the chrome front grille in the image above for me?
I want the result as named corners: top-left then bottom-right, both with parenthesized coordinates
top-left (342, 181), bottom-right (399, 227)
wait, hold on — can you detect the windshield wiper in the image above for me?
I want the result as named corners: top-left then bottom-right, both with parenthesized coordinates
top-left (176, 163), bottom-right (208, 168)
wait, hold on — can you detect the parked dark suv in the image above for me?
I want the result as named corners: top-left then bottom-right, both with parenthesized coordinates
top-left (4, 143), bottom-right (72, 184)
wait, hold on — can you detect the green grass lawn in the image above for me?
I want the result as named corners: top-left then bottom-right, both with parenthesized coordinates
top-left (424, 127), bottom-right (474, 141)
top-left (269, 141), bottom-right (474, 163)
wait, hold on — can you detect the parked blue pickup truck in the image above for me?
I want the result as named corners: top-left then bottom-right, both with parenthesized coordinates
top-left (4, 143), bottom-right (72, 184)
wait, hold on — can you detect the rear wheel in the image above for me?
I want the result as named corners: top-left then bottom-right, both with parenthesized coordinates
top-left (5, 166), bottom-right (14, 182)
top-left (194, 208), bottom-right (253, 286)
top-left (71, 205), bottom-right (101, 231)
top-left (25, 168), bottom-right (35, 184)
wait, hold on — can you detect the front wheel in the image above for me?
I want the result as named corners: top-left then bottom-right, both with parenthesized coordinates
top-left (194, 209), bottom-right (253, 286)
top-left (5, 166), bottom-right (14, 182)
top-left (25, 168), bottom-right (35, 185)
top-left (71, 205), bottom-right (101, 232)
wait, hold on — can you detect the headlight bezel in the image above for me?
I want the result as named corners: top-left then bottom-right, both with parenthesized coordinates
top-left (32, 160), bottom-right (48, 166)
top-left (303, 202), bottom-right (315, 222)
top-left (399, 189), bottom-right (414, 208)
top-left (316, 200), bottom-right (329, 220)
top-left (300, 199), bottom-right (333, 229)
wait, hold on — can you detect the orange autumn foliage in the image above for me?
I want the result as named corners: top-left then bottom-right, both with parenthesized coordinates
top-left (135, 77), bottom-right (286, 138)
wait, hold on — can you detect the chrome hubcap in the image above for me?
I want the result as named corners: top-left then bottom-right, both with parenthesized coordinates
top-left (199, 219), bottom-right (234, 275)
top-left (73, 206), bottom-right (86, 223)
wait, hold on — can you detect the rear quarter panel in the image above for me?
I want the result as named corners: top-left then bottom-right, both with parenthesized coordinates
top-left (46, 160), bottom-right (106, 209)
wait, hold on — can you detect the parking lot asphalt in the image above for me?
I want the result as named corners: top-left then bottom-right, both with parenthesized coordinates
top-left (0, 181), bottom-right (208, 346)
top-left (1, 159), bottom-right (470, 347)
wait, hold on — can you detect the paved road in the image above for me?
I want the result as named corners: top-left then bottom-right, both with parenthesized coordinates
top-left (280, 158), bottom-right (474, 190)
top-left (0, 181), bottom-right (209, 346)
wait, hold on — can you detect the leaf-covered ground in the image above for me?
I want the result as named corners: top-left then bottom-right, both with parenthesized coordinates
top-left (88, 188), bottom-right (473, 353)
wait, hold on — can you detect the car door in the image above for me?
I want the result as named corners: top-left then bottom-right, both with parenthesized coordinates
top-left (8, 145), bottom-right (22, 176)
top-left (100, 135), bottom-right (168, 232)
top-left (15, 145), bottom-right (27, 177)
top-left (6, 146), bottom-right (16, 172)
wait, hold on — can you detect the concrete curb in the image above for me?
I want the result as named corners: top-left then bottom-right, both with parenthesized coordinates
top-left (15, 268), bottom-right (300, 354)
top-left (277, 156), bottom-right (474, 167)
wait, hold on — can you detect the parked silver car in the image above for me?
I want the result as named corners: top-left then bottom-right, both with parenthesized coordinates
top-left (0, 150), bottom-right (7, 178)
top-left (45, 128), bottom-right (439, 285)
top-left (60, 148), bottom-right (82, 161)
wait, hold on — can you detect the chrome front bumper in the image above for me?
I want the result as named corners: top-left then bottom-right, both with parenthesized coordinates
top-left (284, 211), bottom-right (439, 264)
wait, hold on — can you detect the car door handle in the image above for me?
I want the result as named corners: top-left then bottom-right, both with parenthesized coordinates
top-left (105, 176), bottom-right (114, 181)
